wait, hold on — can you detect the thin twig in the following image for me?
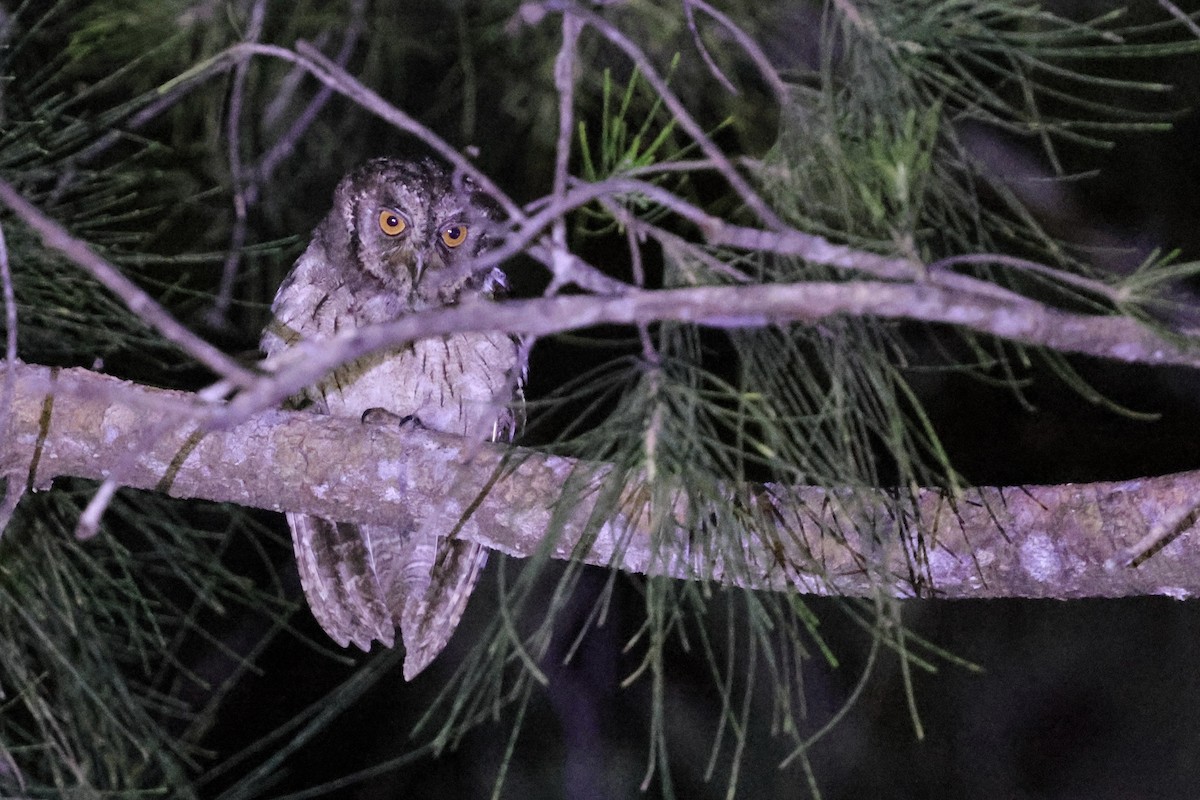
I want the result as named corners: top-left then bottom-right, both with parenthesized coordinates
top-left (548, 12), bottom-right (585, 294)
top-left (263, 30), bottom-right (332, 129)
top-left (622, 157), bottom-right (724, 178)
top-left (0, 180), bottom-right (256, 386)
top-left (623, 209), bottom-right (647, 287)
top-left (1158, 0), bottom-right (1200, 40)
top-left (214, 3), bottom-right (366, 323)
top-left (468, 175), bottom-right (722, 276)
top-left (598, 197), bottom-right (660, 365)
top-left (623, 215), bottom-right (755, 284)
top-left (0, 221), bottom-right (21, 535)
top-left (250, 0), bottom-right (367, 202)
top-left (683, 0), bottom-right (788, 104)
top-left (0, 220), bottom-right (16, 402)
top-left (500, 174), bottom-right (919, 284)
top-left (682, 0), bottom-right (739, 96)
top-left (927, 252), bottom-right (1121, 305)
top-left (523, 242), bottom-right (633, 294)
top-left (75, 477), bottom-right (118, 540)
top-left (570, 6), bottom-right (786, 230)
top-left (212, 0), bottom-right (268, 325)
top-left (278, 41), bottom-right (527, 221)
top-left (0, 470), bottom-right (22, 536)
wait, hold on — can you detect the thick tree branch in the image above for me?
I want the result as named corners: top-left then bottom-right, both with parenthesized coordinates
top-left (3, 362), bottom-right (1198, 601)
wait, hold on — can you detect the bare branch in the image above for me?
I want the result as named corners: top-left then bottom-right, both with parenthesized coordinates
top-left (569, 5), bottom-right (786, 230)
top-left (927, 252), bottom-right (1120, 306)
top-left (0, 471), bottom-right (22, 536)
top-left (682, 0), bottom-right (789, 104)
top-left (682, 0), bottom-right (739, 96)
top-left (0, 180), bottom-right (256, 387)
top-left (274, 41), bottom-right (526, 222)
top-left (0, 220), bottom-right (16, 413)
top-left (211, 0), bottom-right (268, 325)
top-left (0, 221), bottom-right (21, 534)
top-left (548, 11), bottom-right (585, 293)
top-left (251, 0), bottom-right (367, 200)
top-left (524, 242), bottom-right (633, 294)
top-left (482, 174), bottom-right (914, 286)
top-left (67, 40), bottom-right (525, 222)
top-left (75, 477), bottom-right (118, 540)
top-left (1158, 0), bottom-right (1200, 40)
top-left (220, 280), bottom-right (1200, 428)
top-left (4, 361), bottom-right (1199, 601)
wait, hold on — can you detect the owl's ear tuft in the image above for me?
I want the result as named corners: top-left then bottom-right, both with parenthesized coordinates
top-left (309, 175), bottom-right (358, 264)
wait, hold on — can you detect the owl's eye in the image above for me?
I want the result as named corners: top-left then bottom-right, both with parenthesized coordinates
top-left (378, 210), bottom-right (406, 236)
top-left (440, 224), bottom-right (468, 248)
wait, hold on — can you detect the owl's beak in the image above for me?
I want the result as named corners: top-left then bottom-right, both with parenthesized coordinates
top-left (408, 251), bottom-right (426, 288)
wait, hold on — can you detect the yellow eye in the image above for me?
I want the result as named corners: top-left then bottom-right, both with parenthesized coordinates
top-left (440, 224), bottom-right (468, 248)
top-left (378, 210), bottom-right (406, 236)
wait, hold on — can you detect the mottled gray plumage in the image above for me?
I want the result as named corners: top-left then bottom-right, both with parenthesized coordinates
top-left (262, 157), bottom-right (519, 680)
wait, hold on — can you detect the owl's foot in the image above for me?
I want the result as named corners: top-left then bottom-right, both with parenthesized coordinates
top-left (361, 407), bottom-right (424, 429)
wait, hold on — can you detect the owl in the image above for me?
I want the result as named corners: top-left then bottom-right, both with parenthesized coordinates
top-left (261, 157), bottom-right (520, 680)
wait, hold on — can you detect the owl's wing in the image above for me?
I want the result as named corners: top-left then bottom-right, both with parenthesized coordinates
top-left (287, 512), bottom-right (395, 650)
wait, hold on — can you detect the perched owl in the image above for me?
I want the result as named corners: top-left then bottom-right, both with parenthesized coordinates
top-left (261, 157), bottom-right (520, 680)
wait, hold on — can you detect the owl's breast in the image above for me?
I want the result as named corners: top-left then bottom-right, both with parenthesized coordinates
top-left (317, 333), bottom-right (518, 439)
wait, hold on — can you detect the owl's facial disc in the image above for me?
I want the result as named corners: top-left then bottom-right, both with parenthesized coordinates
top-left (335, 157), bottom-right (499, 304)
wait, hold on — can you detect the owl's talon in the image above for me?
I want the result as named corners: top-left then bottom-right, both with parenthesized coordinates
top-left (362, 407), bottom-right (424, 429)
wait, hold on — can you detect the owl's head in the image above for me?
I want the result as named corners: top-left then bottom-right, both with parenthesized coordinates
top-left (322, 157), bottom-right (503, 307)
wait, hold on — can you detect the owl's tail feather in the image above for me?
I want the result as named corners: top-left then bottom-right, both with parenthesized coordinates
top-left (395, 536), bottom-right (489, 681)
top-left (288, 512), bottom-right (396, 651)
top-left (291, 512), bottom-right (488, 680)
